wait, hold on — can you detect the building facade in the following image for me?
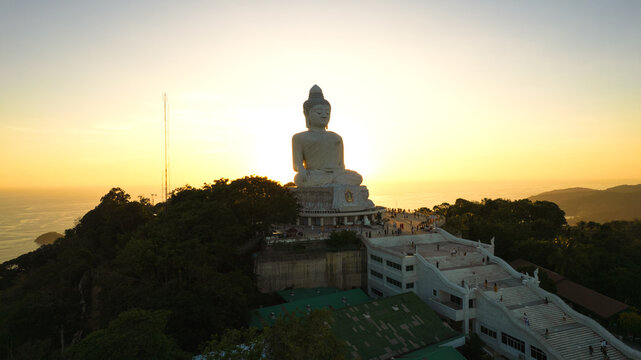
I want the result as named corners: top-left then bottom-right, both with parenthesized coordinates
top-left (363, 230), bottom-right (641, 360)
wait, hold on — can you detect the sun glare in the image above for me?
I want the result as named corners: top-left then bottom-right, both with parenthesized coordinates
top-left (0, 0), bottom-right (639, 203)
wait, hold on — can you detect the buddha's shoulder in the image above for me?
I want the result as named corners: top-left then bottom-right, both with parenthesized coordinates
top-left (292, 131), bottom-right (307, 139)
top-left (292, 131), bottom-right (342, 141)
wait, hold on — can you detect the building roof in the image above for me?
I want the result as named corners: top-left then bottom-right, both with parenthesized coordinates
top-left (399, 344), bottom-right (466, 360)
top-left (329, 292), bottom-right (460, 360)
top-left (509, 259), bottom-right (629, 319)
top-left (509, 258), bottom-right (565, 283)
top-left (555, 279), bottom-right (629, 319)
top-left (249, 288), bottom-right (371, 328)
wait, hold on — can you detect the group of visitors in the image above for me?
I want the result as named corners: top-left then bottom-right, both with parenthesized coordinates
top-left (588, 340), bottom-right (609, 358)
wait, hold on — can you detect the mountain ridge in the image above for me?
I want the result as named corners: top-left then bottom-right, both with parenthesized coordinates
top-left (528, 184), bottom-right (641, 224)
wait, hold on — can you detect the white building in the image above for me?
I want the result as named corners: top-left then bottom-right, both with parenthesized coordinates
top-left (364, 229), bottom-right (641, 360)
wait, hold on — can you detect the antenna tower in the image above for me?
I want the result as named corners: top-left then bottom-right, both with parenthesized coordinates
top-left (163, 93), bottom-right (170, 203)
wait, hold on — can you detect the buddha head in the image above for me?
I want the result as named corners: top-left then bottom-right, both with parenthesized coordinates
top-left (303, 85), bottom-right (331, 129)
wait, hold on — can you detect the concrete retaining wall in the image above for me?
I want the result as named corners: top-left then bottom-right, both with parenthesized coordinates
top-left (255, 248), bottom-right (367, 293)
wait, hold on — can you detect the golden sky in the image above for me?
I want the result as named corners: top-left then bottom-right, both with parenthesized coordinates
top-left (1, 0), bottom-right (640, 204)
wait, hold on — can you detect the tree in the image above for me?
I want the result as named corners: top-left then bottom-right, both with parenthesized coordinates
top-left (100, 187), bottom-right (131, 204)
top-left (618, 311), bottom-right (641, 338)
top-left (326, 230), bottom-right (360, 249)
top-left (73, 187), bottom-right (154, 260)
top-left (65, 309), bottom-right (186, 360)
top-left (203, 310), bottom-right (345, 360)
top-left (437, 198), bottom-right (566, 262)
top-left (91, 176), bottom-right (298, 351)
top-left (265, 310), bottom-right (345, 360)
top-left (203, 327), bottom-right (266, 360)
top-left (432, 202), bottom-right (451, 216)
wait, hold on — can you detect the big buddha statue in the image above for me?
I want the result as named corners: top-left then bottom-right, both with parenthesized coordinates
top-left (292, 85), bottom-right (363, 187)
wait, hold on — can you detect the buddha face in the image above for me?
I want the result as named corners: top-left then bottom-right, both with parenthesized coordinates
top-left (306, 104), bottom-right (331, 130)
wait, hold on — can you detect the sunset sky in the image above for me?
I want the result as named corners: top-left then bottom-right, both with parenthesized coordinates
top-left (1, 0), bottom-right (640, 206)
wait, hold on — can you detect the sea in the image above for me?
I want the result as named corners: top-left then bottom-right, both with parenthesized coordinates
top-left (0, 179), bottom-right (630, 263)
top-left (0, 188), bottom-right (106, 263)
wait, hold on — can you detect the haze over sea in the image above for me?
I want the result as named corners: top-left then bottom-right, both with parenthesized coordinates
top-left (0, 188), bottom-right (107, 263)
top-left (0, 179), bottom-right (632, 263)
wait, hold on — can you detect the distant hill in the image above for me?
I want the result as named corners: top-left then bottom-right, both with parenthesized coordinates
top-left (529, 184), bottom-right (641, 224)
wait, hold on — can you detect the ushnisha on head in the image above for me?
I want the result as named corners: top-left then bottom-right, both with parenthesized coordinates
top-left (303, 85), bottom-right (331, 129)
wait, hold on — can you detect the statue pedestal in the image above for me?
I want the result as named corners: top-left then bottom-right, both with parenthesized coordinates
top-left (291, 185), bottom-right (374, 212)
top-left (289, 185), bottom-right (380, 227)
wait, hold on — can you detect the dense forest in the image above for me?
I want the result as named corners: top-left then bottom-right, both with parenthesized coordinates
top-left (429, 198), bottom-right (641, 337)
top-left (0, 177), bottom-right (302, 359)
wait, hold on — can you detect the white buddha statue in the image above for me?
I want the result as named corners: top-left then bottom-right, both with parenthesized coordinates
top-left (292, 85), bottom-right (363, 187)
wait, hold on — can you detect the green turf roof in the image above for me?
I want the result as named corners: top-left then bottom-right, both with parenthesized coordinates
top-left (250, 288), bottom-right (371, 329)
top-left (277, 287), bottom-right (342, 303)
top-left (399, 344), bottom-right (466, 360)
top-left (329, 292), bottom-right (460, 360)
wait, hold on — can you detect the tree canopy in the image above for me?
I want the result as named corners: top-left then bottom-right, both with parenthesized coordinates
top-left (204, 310), bottom-right (345, 360)
top-left (65, 309), bottom-right (186, 360)
top-left (0, 176), bottom-right (298, 358)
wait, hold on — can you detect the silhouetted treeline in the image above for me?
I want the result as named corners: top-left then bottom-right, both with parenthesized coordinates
top-left (0, 176), bottom-right (298, 359)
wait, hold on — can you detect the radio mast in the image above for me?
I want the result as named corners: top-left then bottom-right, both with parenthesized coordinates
top-left (163, 93), bottom-right (169, 203)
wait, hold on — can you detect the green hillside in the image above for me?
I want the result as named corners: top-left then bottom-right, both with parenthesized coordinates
top-left (0, 177), bottom-right (298, 359)
top-left (529, 184), bottom-right (641, 224)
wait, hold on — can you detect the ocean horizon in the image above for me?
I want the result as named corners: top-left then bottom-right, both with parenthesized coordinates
top-left (1, 179), bottom-right (635, 263)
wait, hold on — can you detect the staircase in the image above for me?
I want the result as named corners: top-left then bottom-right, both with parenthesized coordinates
top-left (489, 284), bottom-right (632, 360)
top-left (547, 326), bottom-right (628, 360)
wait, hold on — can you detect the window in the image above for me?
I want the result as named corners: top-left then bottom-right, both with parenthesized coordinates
top-left (370, 254), bottom-right (382, 263)
top-left (433, 289), bottom-right (437, 296)
top-left (386, 260), bottom-right (402, 271)
top-left (405, 265), bottom-right (414, 271)
top-left (450, 294), bottom-right (462, 306)
top-left (469, 299), bottom-right (475, 308)
top-left (501, 332), bottom-right (525, 353)
top-left (386, 276), bottom-right (402, 288)
top-left (480, 325), bottom-right (497, 339)
top-left (370, 269), bottom-right (383, 279)
top-left (406, 282), bottom-right (414, 289)
top-left (530, 346), bottom-right (547, 360)
top-left (371, 287), bottom-right (383, 297)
